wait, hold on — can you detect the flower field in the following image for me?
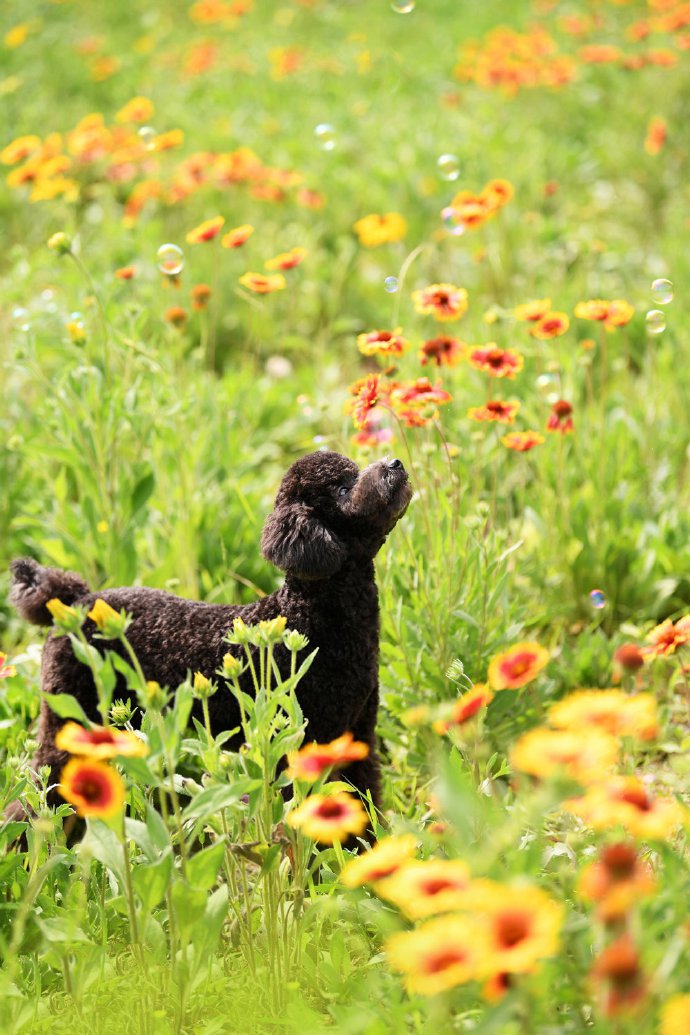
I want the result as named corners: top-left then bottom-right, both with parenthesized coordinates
top-left (1, 0), bottom-right (690, 1031)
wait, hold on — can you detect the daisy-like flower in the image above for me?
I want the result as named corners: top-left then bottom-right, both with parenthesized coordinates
top-left (511, 727), bottom-right (619, 784)
top-left (419, 335), bottom-right (465, 367)
top-left (286, 732), bottom-right (369, 783)
top-left (446, 191), bottom-right (492, 231)
top-left (574, 299), bottom-right (610, 322)
top-left (1, 134), bottom-right (41, 165)
top-left (577, 842), bottom-right (656, 921)
top-left (59, 758), bottom-right (125, 819)
top-left (514, 298), bottom-right (552, 322)
top-left (660, 995), bottom-right (690, 1035)
top-left (221, 223), bottom-right (254, 248)
top-left (591, 935), bottom-right (646, 1016)
top-left (264, 246), bottom-right (307, 271)
top-left (348, 374), bottom-right (385, 429)
top-left (548, 689), bottom-right (658, 742)
top-left (56, 721), bottom-right (148, 759)
top-left (0, 652), bottom-right (17, 679)
top-left (375, 859), bottom-right (472, 918)
top-left (502, 430), bottom-right (545, 452)
top-left (471, 880), bottom-right (563, 975)
top-left (641, 618), bottom-right (690, 659)
top-left (467, 345), bottom-right (524, 379)
top-left (238, 272), bottom-right (286, 294)
top-left (412, 283), bottom-right (468, 322)
top-left (546, 399), bottom-right (574, 434)
top-left (287, 792), bottom-right (368, 843)
top-left (115, 96), bottom-right (154, 123)
top-left (468, 399), bottom-right (520, 424)
top-left (604, 299), bottom-right (634, 329)
top-left (481, 178), bottom-right (515, 207)
top-left (357, 328), bottom-right (409, 358)
top-left (389, 377), bottom-right (452, 414)
top-left (564, 776), bottom-right (689, 840)
top-left (352, 212), bottom-right (407, 248)
top-left (488, 642), bottom-right (549, 690)
top-left (385, 914), bottom-right (485, 996)
top-left (340, 834), bottom-right (417, 888)
top-left (186, 216), bottom-right (225, 244)
top-left (433, 684), bottom-right (494, 734)
top-left (115, 265), bottom-right (136, 280)
top-left (529, 311), bottom-right (570, 339)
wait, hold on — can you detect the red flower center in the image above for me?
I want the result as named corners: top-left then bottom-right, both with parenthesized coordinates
top-left (316, 800), bottom-right (348, 819)
top-left (496, 910), bottom-right (531, 948)
top-left (420, 877), bottom-right (459, 896)
top-left (73, 773), bottom-right (110, 804)
top-left (89, 728), bottom-right (117, 745)
top-left (424, 948), bottom-right (468, 974)
top-left (616, 788), bottom-right (651, 812)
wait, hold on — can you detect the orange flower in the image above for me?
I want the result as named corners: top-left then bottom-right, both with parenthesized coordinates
top-left (59, 758), bottom-right (125, 819)
top-left (1, 135), bottom-right (41, 165)
top-left (385, 915), bottom-right (485, 996)
top-left (115, 265), bottom-right (136, 280)
top-left (564, 776), bottom-right (688, 839)
top-left (286, 733), bottom-right (369, 783)
top-left (605, 299), bottom-right (634, 329)
top-left (468, 399), bottom-right (520, 424)
top-left (238, 271), bottom-right (286, 294)
top-left (221, 223), bottom-right (254, 248)
top-left (644, 116), bottom-right (667, 156)
top-left (546, 399), bottom-right (574, 434)
top-left (468, 345), bottom-right (524, 379)
top-left (548, 689), bottom-right (658, 741)
top-left (55, 721), bottom-right (148, 759)
top-left (412, 283), bottom-right (468, 322)
top-left (481, 178), bottom-right (514, 207)
top-left (186, 216), bottom-right (225, 244)
top-left (264, 246), bottom-right (307, 271)
top-left (641, 618), bottom-right (690, 659)
top-left (489, 642), bottom-right (549, 689)
top-left (419, 335), bottom-right (465, 367)
top-left (513, 298), bottom-right (552, 322)
top-left (446, 190), bottom-right (493, 231)
top-left (591, 935), bottom-right (645, 1016)
top-left (613, 643), bottom-right (645, 673)
top-left (165, 306), bottom-right (187, 327)
top-left (0, 652), bottom-right (17, 679)
top-left (191, 283), bottom-right (212, 310)
top-left (471, 880), bottom-right (563, 975)
top-left (575, 299), bottom-right (610, 322)
top-left (287, 792), bottom-right (368, 843)
top-left (433, 684), bottom-right (494, 734)
top-left (375, 859), bottom-right (472, 918)
top-left (530, 311), bottom-right (570, 339)
top-left (511, 727), bottom-right (619, 784)
top-left (348, 374), bottom-right (384, 429)
top-left (352, 212), bottom-right (407, 247)
top-left (339, 834), bottom-right (417, 888)
top-left (357, 328), bottom-right (409, 357)
top-left (578, 842), bottom-right (655, 921)
top-left (502, 430), bottom-right (545, 452)
top-left (115, 96), bottom-right (154, 123)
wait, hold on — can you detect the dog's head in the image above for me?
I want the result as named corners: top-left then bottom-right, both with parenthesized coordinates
top-left (261, 451), bottom-right (412, 579)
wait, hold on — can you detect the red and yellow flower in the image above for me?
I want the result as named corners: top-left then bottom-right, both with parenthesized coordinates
top-left (385, 914), bottom-right (484, 996)
top-left (357, 328), bottom-right (409, 358)
top-left (287, 792), bottom-right (368, 843)
top-left (286, 733), bottom-right (369, 783)
top-left (511, 727), bottom-right (619, 784)
top-left (56, 721), bottom-right (148, 759)
top-left (641, 618), bottom-right (690, 659)
top-left (577, 842), bottom-right (656, 921)
top-left (115, 265), bottom-right (136, 280)
top-left (644, 116), bottom-right (667, 156)
top-left (575, 299), bottom-right (634, 331)
top-left (352, 212), bottom-right (407, 247)
top-left (529, 311), bottom-right (570, 340)
top-left (165, 305), bottom-right (188, 327)
top-left (471, 880), bottom-right (563, 975)
top-left (375, 859), bottom-right (472, 918)
top-left (591, 935), bottom-right (646, 1016)
top-left (419, 335), bottom-right (465, 367)
top-left (0, 652), bottom-right (17, 679)
top-left (264, 246), bottom-right (307, 271)
top-left (185, 216), bottom-right (225, 244)
top-left (191, 283), bottom-right (212, 310)
top-left (564, 776), bottom-right (689, 840)
top-left (221, 223), bottom-right (254, 248)
top-left (238, 271), bottom-right (286, 294)
top-left (468, 345), bottom-right (523, 379)
top-left (488, 642), bottom-right (549, 689)
top-left (502, 430), bottom-right (545, 452)
top-left (413, 283), bottom-right (468, 322)
top-left (59, 758), bottom-right (125, 819)
top-left (433, 684), bottom-right (494, 734)
top-left (548, 689), bottom-right (658, 742)
top-left (546, 399), bottom-right (574, 434)
top-left (468, 399), bottom-right (520, 424)
top-left (348, 374), bottom-right (385, 429)
top-left (339, 834), bottom-right (417, 888)
top-left (514, 298), bottom-right (552, 322)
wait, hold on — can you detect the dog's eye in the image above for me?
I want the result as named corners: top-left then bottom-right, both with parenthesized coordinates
top-left (337, 485), bottom-right (350, 497)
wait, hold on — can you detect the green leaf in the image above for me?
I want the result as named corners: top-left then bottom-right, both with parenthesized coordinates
top-left (79, 821), bottom-right (125, 890)
top-left (42, 692), bottom-right (91, 726)
top-left (187, 839), bottom-right (226, 891)
top-left (181, 780), bottom-right (258, 822)
top-left (131, 470), bottom-right (155, 514)
top-left (170, 881), bottom-right (207, 943)
top-left (145, 803), bottom-right (171, 852)
top-left (132, 850), bottom-right (173, 911)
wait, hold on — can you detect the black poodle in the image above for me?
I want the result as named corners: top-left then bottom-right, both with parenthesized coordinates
top-left (9, 451), bottom-right (411, 815)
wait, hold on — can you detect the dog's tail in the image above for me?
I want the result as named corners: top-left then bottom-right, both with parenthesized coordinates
top-left (9, 558), bottom-right (90, 626)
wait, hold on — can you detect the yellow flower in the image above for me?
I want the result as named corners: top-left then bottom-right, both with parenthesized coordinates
top-left (186, 216), bottom-right (225, 244)
top-left (375, 859), bottom-right (472, 918)
top-left (4, 24), bottom-right (30, 49)
top-left (660, 995), bottom-right (690, 1035)
top-left (115, 96), bottom-right (154, 123)
top-left (412, 283), bottom-right (468, 322)
top-left (385, 914), bottom-right (485, 996)
top-left (510, 726), bottom-right (619, 784)
top-left (564, 776), bottom-right (688, 840)
top-left (87, 599), bottom-right (127, 638)
top-left (287, 792), bottom-right (368, 843)
top-left (238, 271), bottom-right (286, 294)
top-left (352, 212), bottom-right (407, 247)
top-left (59, 758), bottom-right (125, 819)
top-left (340, 834), bottom-right (417, 888)
top-left (192, 672), bottom-right (216, 698)
top-left (470, 880), bottom-right (563, 975)
top-left (0, 135), bottom-right (40, 165)
top-left (488, 642), bottom-right (549, 690)
top-left (287, 733), bottom-right (369, 784)
top-left (56, 721), bottom-right (148, 760)
top-left (46, 597), bottom-right (82, 631)
top-left (47, 231), bottom-right (72, 255)
top-left (548, 689), bottom-right (658, 742)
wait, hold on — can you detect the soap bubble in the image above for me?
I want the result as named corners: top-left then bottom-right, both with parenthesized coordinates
top-left (441, 206), bottom-right (465, 236)
top-left (157, 243), bottom-right (184, 276)
top-left (437, 154), bottom-right (460, 181)
top-left (391, 0), bottom-right (415, 11)
top-left (11, 306), bottom-right (31, 332)
top-left (651, 278), bottom-right (673, 305)
top-left (589, 589), bottom-right (606, 610)
top-left (384, 276), bottom-right (398, 293)
top-left (314, 123), bottom-right (337, 151)
top-left (138, 126), bottom-right (156, 151)
top-left (645, 309), bottom-right (666, 335)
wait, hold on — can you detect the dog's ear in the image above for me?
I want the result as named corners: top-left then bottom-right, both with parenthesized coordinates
top-left (261, 502), bottom-right (347, 578)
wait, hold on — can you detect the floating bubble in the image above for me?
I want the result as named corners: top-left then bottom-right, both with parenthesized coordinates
top-left (437, 154), bottom-right (460, 181)
top-left (314, 123), bottom-right (337, 151)
top-left (441, 206), bottom-right (465, 237)
top-left (645, 309), bottom-right (666, 335)
top-left (11, 306), bottom-right (31, 332)
top-left (157, 243), bottom-right (184, 276)
top-left (384, 276), bottom-right (399, 293)
top-left (391, 0), bottom-right (415, 11)
top-left (138, 126), bottom-right (156, 151)
top-left (651, 278), bottom-right (673, 305)
top-left (589, 589), bottom-right (606, 610)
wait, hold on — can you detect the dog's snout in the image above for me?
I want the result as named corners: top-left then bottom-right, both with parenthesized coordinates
top-left (387, 458), bottom-right (404, 471)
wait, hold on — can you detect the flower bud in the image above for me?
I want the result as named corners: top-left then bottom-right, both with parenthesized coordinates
top-left (143, 680), bottom-right (168, 711)
top-left (220, 653), bottom-right (244, 680)
top-left (46, 597), bottom-right (84, 633)
top-left (192, 671), bottom-right (217, 699)
top-left (257, 616), bottom-right (287, 646)
top-left (283, 629), bottom-right (309, 652)
top-left (110, 699), bottom-right (135, 726)
top-left (87, 599), bottom-right (130, 639)
top-left (47, 231), bottom-right (72, 255)
top-left (225, 617), bottom-right (252, 646)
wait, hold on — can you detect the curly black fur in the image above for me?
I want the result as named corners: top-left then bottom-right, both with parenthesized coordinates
top-left (9, 451), bottom-right (412, 817)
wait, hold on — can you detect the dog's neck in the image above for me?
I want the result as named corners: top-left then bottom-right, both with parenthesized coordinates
top-left (280, 553), bottom-right (378, 594)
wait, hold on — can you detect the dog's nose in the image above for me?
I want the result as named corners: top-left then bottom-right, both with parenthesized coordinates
top-left (387, 458), bottom-right (404, 470)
